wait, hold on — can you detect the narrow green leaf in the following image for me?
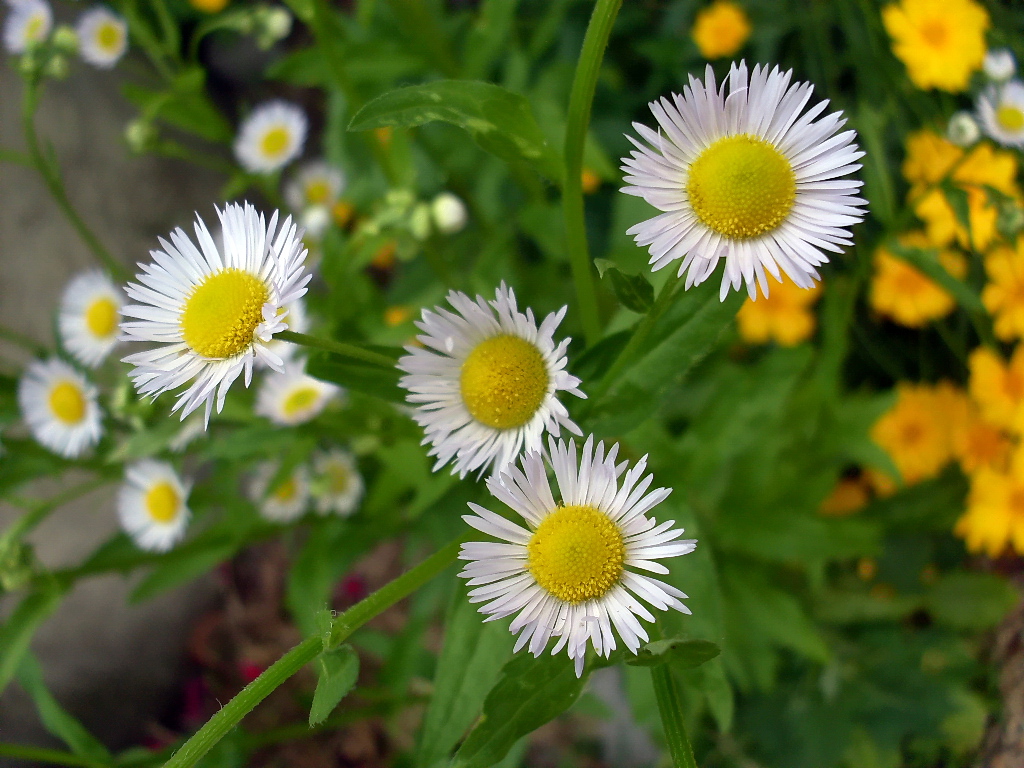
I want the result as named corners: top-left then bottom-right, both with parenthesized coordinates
top-left (940, 181), bottom-right (974, 249)
top-left (627, 638), bottom-right (721, 669)
top-left (594, 260), bottom-right (654, 313)
top-left (129, 535), bottom-right (238, 603)
top-left (309, 645), bottom-right (360, 726)
top-left (888, 240), bottom-right (986, 315)
top-left (306, 353), bottom-right (404, 403)
top-left (0, 583), bottom-right (64, 694)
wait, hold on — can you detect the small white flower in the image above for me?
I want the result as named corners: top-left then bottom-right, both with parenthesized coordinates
top-left (398, 283), bottom-right (585, 479)
top-left (984, 49), bottom-right (1016, 82)
top-left (460, 436), bottom-right (696, 677)
top-left (18, 358), bottom-right (103, 458)
top-left (117, 460), bottom-right (191, 552)
top-left (234, 101), bottom-right (307, 174)
top-left (58, 270), bottom-right (123, 367)
top-left (621, 61), bottom-right (866, 300)
top-left (312, 448), bottom-right (364, 516)
top-left (284, 160), bottom-right (345, 211)
top-left (978, 81), bottom-right (1024, 148)
top-left (947, 110), bottom-right (980, 147)
top-left (248, 460), bottom-right (310, 523)
top-left (431, 192), bottom-right (468, 235)
top-left (120, 202), bottom-right (310, 425)
top-left (75, 5), bottom-right (127, 68)
top-left (255, 362), bottom-right (340, 426)
top-left (3, 0), bottom-right (51, 54)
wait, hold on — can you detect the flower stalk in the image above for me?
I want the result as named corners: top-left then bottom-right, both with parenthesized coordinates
top-left (276, 330), bottom-right (399, 369)
top-left (651, 665), bottom-right (699, 768)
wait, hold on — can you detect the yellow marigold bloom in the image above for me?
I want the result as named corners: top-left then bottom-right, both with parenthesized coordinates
top-left (871, 383), bottom-right (954, 484)
top-left (869, 232), bottom-right (966, 327)
top-left (189, 0), bottom-right (229, 12)
top-left (968, 346), bottom-right (1024, 433)
top-left (939, 381), bottom-right (1014, 474)
top-left (865, 467), bottom-right (899, 498)
top-left (692, 1), bottom-right (751, 60)
top-left (983, 237), bottom-right (1024, 341)
top-left (882, 0), bottom-right (988, 92)
top-left (819, 476), bottom-right (871, 516)
top-left (956, 460), bottom-right (1024, 556)
top-left (736, 274), bottom-right (821, 346)
top-left (902, 130), bottom-right (962, 187)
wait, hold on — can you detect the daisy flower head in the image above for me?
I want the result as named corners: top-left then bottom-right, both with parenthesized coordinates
top-left (18, 358), bottom-right (102, 458)
top-left (621, 61), bottom-right (866, 300)
top-left (255, 362), bottom-right (340, 426)
top-left (234, 100), bottom-right (307, 174)
top-left (397, 282), bottom-right (586, 479)
top-left (75, 5), bottom-right (127, 69)
top-left (117, 460), bottom-right (190, 552)
top-left (312, 448), bottom-right (364, 516)
top-left (284, 160), bottom-right (345, 212)
top-left (3, 0), bottom-right (51, 54)
top-left (459, 436), bottom-right (696, 677)
top-left (249, 460), bottom-right (310, 523)
top-left (978, 81), bottom-right (1024, 148)
top-left (59, 270), bottom-right (123, 367)
top-left (120, 202), bottom-right (310, 425)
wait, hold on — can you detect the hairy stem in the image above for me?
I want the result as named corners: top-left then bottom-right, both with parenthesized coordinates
top-left (652, 665), bottom-right (698, 768)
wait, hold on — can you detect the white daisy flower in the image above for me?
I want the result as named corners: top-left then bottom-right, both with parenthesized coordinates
top-left (117, 460), bottom-right (190, 552)
top-left (3, 0), bottom-right (51, 54)
top-left (621, 61), bottom-right (867, 300)
top-left (255, 362), bottom-right (340, 426)
top-left (18, 358), bottom-right (103, 458)
top-left (58, 270), bottom-right (123, 368)
top-left (284, 160), bottom-right (345, 211)
top-left (248, 460), bottom-right (310, 523)
top-left (984, 49), bottom-right (1016, 83)
top-left (398, 283), bottom-right (585, 479)
top-left (459, 436), bottom-right (696, 677)
top-left (261, 297), bottom-right (308, 366)
top-left (120, 202), bottom-right (311, 425)
top-left (234, 101), bottom-right (307, 174)
top-left (312, 448), bottom-right (363, 516)
top-left (978, 81), bottom-right (1024, 148)
top-left (75, 6), bottom-right (126, 68)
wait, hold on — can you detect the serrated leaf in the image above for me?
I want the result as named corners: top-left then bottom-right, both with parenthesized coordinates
top-left (309, 645), bottom-right (359, 726)
top-left (627, 637), bottom-right (721, 668)
top-left (594, 260), bottom-right (654, 313)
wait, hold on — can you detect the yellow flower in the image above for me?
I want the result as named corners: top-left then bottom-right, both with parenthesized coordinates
top-left (968, 346), bottom-right (1024, 433)
top-left (865, 467), bottom-right (899, 498)
top-left (956, 457), bottom-right (1024, 556)
top-left (902, 130), bottom-right (962, 187)
top-left (882, 0), bottom-right (988, 92)
top-left (869, 232), bottom-right (966, 327)
top-left (938, 381), bottom-right (1014, 474)
top-left (692, 1), bottom-right (751, 60)
top-left (983, 237), bottom-right (1024, 341)
top-left (736, 274), bottom-right (821, 346)
top-left (819, 476), bottom-right (871, 516)
top-left (189, 0), bottom-right (229, 12)
top-left (871, 382), bottom-right (954, 484)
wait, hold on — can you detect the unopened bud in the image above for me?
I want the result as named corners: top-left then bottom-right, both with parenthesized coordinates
top-left (52, 25), bottom-right (79, 55)
top-left (300, 205), bottom-right (331, 239)
top-left (124, 119), bottom-right (158, 153)
top-left (409, 203), bottom-right (432, 241)
top-left (254, 7), bottom-right (292, 48)
top-left (947, 111), bottom-right (980, 147)
top-left (984, 49), bottom-right (1016, 82)
top-left (43, 54), bottom-right (69, 80)
top-left (431, 192), bottom-right (467, 235)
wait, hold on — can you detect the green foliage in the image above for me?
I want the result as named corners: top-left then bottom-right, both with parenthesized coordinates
top-left (309, 645), bottom-right (360, 726)
top-left (627, 638), bottom-right (721, 669)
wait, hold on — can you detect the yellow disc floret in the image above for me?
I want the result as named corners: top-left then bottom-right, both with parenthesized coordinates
top-left (460, 335), bottom-right (549, 430)
top-left (324, 462), bottom-right (350, 494)
top-left (145, 481), bottom-right (179, 523)
top-left (283, 386), bottom-right (320, 418)
top-left (687, 134), bottom-right (796, 240)
top-left (528, 505), bottom-right (625, 604)
top-left (272, 477), bottom-right (298, 502)
top-left (305, 180), bottom-right (331, 205)
top-left (85, 297), bottom-right (119, 338)
top-left (997, 105), bottom-right (1024, 133)
top-left (260, 126), bottom-right (290, 158)
top-left (49, 381), bottom-right (86, 424)
top-left (97, 22), bottom-right (120, 52)
top-left (180, 268), bottom-right (270, 358)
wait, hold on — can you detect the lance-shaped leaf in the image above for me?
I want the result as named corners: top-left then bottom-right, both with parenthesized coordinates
top-left (309, 644), bottom-right (360, 726)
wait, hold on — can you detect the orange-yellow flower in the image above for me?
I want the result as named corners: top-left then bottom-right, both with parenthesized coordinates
top-left (736, 274), bottom-right (821, 346)
top-left (956, 456), bottom-right (1024, 556)
top-left (882, 0), bottom-right (989, 92)
top-left (692, 1), bottom-right (751, 60)
top-left (937, 381), bottom-right (1014, 474)
top-left (189, 0), bottom-right (229, 12)
top-left (819, 476), bottom-right (871, 516)
top-left (902, 130), bottom-right (962, 187)
top-left (869, 232), bottom-right (966, 327)
top-left (968, 346), bottom-right (1024, 434)
top-left (983, 237), bottom-right (1024, 341)
top-left (871, 383), bottom-right (954, 484)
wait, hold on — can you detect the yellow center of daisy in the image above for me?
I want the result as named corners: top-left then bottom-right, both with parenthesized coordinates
top-left (304, 179), bottom-right (331, 205)
top-left (85, 297), bottom-right (118, 338)
top-left (527, 505), bottom-right (625, 604)
top-left (324, 462), bottom-right (350, 495)
top-left (282, 385), bottom-right (320, 417)
top-left (459, 335), bottom-right (549, 430)
top-left (49, 381), bottom-right (86, 424)
top-left (180, 268), bottom-right (270, 358)
top-left (687, 134), bottom-right (796, 240)
top-left (26, 15), bottom-right (44, 41)
top-left (97, 22), bottom-right (120, 52)
top-left (272, 477), bottom-right (298, 502)
top-left (997, 105), bottom-right (1024, 133)
top-left (260, 126), bottom-right (291, 158)
top-left (145, 481), bottom-right (179, 523)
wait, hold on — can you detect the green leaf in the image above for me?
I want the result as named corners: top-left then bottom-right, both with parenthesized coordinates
top-left (627, 637), bottom-right (721, 669)
top-left (940, 181), bottom-right (974, 249)
top-left (309, 645), bottom-right (360, 726)
top-left (348, 81), bottom-right (562, 182)
top-left (927, 572), bottom-right (1018, 630)
top-left (0, 583), bottom-right (64, 695)
top-left (17, 654), bottom-right (113, 764)
top-left (887, 240), bottom-right (986, 315)
top-left (450, 652), bottom-right (590, 768)
top-left (415, 585), bottom-right (515, 767)
top-left (129, 534), bottom-right (238, 603)
top-left (121, 73), bottom-right (232, 144)
top-left (594, 259), bottom-right (655, 313)
top-left (306, 353), bottom-right (404, 403)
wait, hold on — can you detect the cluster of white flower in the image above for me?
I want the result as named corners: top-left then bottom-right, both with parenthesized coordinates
top-left (3, 1), bottom-right (128, 68)
top-left (946, 49), bottom-right (1024, 149)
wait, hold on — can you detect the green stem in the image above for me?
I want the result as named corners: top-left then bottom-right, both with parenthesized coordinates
top-left (651, 665), bottom-right (698, 768)
top-left (0, 147), bottom-right (32, 166)
top-left (276, 330), bottom-right (398, 369)
top-left (2, 477), bottom-right (111, 548)
top-left (562, 0), bottom-right (622, 346)
top-left (0, 743), bottom-right (107, 768)
top-left (160, 536), bottom-right (467, 768)
top-left (0, 323), bottom-right (49, 356)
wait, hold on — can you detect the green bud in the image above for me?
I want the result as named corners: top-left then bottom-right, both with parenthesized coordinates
top-left (409, 202), bottom-right (432, 241)
top-left (124, 119), bottom-right (158, 154)
top-left (43, 54), bottom-right (69, 80)
top-left (52, 25), bottom-right (79, 55)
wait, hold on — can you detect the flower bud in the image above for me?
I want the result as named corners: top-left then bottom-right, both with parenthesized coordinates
top-left (947, 111), bottom-right (980, 147)
top-left (984, 49), bottom-right (1016, 82)
top-left (409, 203), bottom-right (432, 241)
top-left (124, 119), bottom-right (158, 154)
top-left (431, 192), bottom-right (467, 235)
top-left (43, 54), bottom-right (69, 80)
top-left (254, 6), bottom-right (292, 48)
top-left (52, 25), bottom-right (79, 55)
top-left (300, 205), bottom-right (331, 240)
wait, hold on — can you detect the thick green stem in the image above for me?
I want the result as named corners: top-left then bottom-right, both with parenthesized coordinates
top-left (161, 536), bottom-right (466, 768)
top-left (562, 0), bottom-right (622, 347)
top-left (651, 665), bottom-right (698, 768)
top-left (276, 330), bottom-right (398, 369)
top-left (0, 743), bottom-right (107, 768)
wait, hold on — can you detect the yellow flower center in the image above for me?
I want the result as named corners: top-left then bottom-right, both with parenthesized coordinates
top-left (325, 462), bottom-right (350, 495)
top-left (528, 505), bottom-right (625, 604)
top-left (96, 22), bottom-right (121, 52)
top-left (459, 335), bottom-right (549, 430)
top-left (687, 134), bottom-right (796, 240)
top-left (282, 385), bottom-right (320, 418)
top-left (272, 476), bottom-right (298, 502)
top-left (145, 481), bottom-right (179, 523)
top-left (919, 19), bottom-right (949, 49)
top-left (304, 179), bottom-right (331, 205)
top-left (997, 105), bottom-right (1024, 132)
top-left (25, 15), bottom-right (44, 41)
top-left (180, 268), bottom-right (269, 358)
top-left (260, 126), bottom-right (291, 158)
top-left (48, 381), bottom-right (86, 425)
top-left (85, 297), bottom-right (119, 338)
